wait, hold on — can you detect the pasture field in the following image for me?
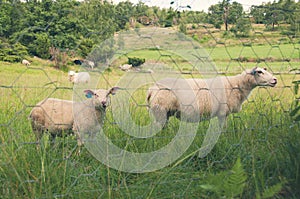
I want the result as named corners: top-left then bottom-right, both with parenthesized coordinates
top-left (0, 43), bottom-right (300, 198)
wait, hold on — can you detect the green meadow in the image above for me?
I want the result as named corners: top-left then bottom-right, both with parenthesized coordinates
top-left (0, 42), bottom-right (300, 198)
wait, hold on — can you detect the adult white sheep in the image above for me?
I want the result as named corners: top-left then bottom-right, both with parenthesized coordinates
top-left (147, 67), bottom-right (277, 127)
top-left (22, 59), bottom-right (30, 66)
top-left (68, 71), bottom-right (90, 84)
top-left (29, 87), bottom-right (119, 146)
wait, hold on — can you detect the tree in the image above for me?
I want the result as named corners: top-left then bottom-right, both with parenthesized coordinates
top-left (227, 2), bottom-right (243, 24)
top-left (208, 3), bottom-right (223, 29)
top-left (0, 1), bottom-right (24, 38)
top-left (31, 32), bottom-right (51, 59)
top-left (263, 2), bottom-right (285, 30)
top-left (222, 0), bottom-right (230, 31)
top-left (250, 5), bottom-right (267, 24)
top-left (185, 11), bottom-right (207, 24)
top-left (208, 1), bottom-right (243, 30)
top-left (114, 1), bottom-right (135, 30)
top-left (231, 17), bottom-right (251, 37)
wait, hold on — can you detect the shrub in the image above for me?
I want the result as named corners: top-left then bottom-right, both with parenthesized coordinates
top-left (128, 57), bottom-right (145, 67)
top-left (3, 55), bottom-right (22, 63)
top-left (0, 40), bottom-right (28, 62)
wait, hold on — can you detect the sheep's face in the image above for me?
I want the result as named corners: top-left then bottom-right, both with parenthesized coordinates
top-left (251, 67), bottom-right (277, 87)
top-left (84, 87), bottom-right (119, 109)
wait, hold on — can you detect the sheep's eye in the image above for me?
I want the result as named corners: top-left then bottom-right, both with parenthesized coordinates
top-left (257, 70), bottom-right (263, 74)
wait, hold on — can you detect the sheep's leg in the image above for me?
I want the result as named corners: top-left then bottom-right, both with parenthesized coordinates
top-left (32, 129), bottom-right (43, 149)
top-left (150, 105), bottom-right (169, 129)
top-left (63, 131), bottom-right (82, 159)
top-left (217, 115), bottom-right (227, 129)
top-left (49, 133), bottom-right (57, 146)
top-left (33, 130), bottom-right (42, 145)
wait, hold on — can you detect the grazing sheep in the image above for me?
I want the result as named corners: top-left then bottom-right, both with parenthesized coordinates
top-left (147, 67), bottom-right (277, 126)
top-left (119, 64), bottom-right (132, 71)
top-left (29, 87), bottom-right (119, 146)
top-left (68, 71), bottom-right (90, 84)
top-left (22, 59), bottom-right (30, 66)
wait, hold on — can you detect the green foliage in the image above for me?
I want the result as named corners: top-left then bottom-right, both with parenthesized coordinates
top-left (0, 40), bottom-right (28, 62)
top-left (128, 57), bottom-right (145, 67)
top-left (207, 3), bottom-right (223, 29)
top-left (250, 0), bottom-right (300, 34)
top-left (261, 183), bottom-right (284, 199)
top-left (184, 11), bottom-right (207, 24)
top-left (291, 78), bottom-right (300, 122)
top-left (32, 32), bottom-right (51, 59)
top-left (78, 37), bottom-right (94, 57)
top-left (200, 157), bottom-right (247, 198)
top-left (179, 22), bottom-right (187, 34)
top-left (227, 2), bottom-right (243, 24)
top-left (200, 157), bottom-right (284, 198)
top-left (89, 38), bottom-right (117, 66)
top-left (208, 0), bottom-right (244, 30)
top-left (230, 17), bottom-right (252, 37)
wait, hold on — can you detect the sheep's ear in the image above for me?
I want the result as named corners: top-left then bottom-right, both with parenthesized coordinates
top-left (251, 67), bottom-right (258, 75)
top-left (84, 90), bottom-right (95, 98)
top-left (108, 87), bottom-right (119, 95)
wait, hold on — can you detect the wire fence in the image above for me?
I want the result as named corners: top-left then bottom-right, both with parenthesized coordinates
top-left (1, 3), bottom-right (300, 199)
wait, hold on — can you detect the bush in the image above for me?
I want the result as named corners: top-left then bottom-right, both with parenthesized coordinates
top-left (2, 55), bottom-right (22, 63)
top-left (128, 57), bottom-right (145, 67)
top-left (0, 40), bottom-right (28, 62)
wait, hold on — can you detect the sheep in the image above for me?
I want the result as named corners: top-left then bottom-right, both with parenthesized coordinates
top-left (83, 60), bottom-right (95, 69)
top-left (147, 67), bottom-right (277, 127)
top-left (22, 59), bottom-right (30, 66)
top-left (68, 71), bottom-right (90, 84)
top-left (74, 59), bottom-right (83, 65)
top-left (29, 87), bottom-right (119, 146)
top-left (119, 64), bottom-right (132, 71)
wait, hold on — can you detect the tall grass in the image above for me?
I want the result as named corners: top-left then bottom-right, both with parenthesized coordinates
top-left (0, 54), bottom-right (299, 198)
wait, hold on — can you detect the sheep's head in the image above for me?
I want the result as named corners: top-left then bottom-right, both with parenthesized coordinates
top-left (249, 67), bottom-right (277, 87)
top-left (68, 71), bottom-right (76, 82)
top-left (84, 87), bottom-right (119, 109)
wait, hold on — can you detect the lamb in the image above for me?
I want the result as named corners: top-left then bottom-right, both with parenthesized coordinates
top-left (29, 87), bottom-right (119, 146)
top-left (147, 67), bottom-right (277, 127)
top-left (68, 71), bottom-right (90, 84)
top-left (22, 59), bottom-right (30, 66)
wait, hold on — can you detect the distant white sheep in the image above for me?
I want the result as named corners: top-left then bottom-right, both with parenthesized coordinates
top-left (29, 87), bottom-right (119, 146)
top-left (147, 67), bottom-right (277, 126)
top-left (68, 71), bottom-right (90, 84)
top-left (84, 60), bottom-right (95, 69)
top-left (22, 59), bottom-right (30, 66)
top-left (119, 64), bottom-right (132, 71)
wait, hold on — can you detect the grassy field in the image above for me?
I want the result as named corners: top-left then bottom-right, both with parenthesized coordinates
top-left (1, 36), bottom-right (300, 198)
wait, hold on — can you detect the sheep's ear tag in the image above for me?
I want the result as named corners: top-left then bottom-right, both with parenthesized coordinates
top-left (84, 90), bottom-right (93, 98)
